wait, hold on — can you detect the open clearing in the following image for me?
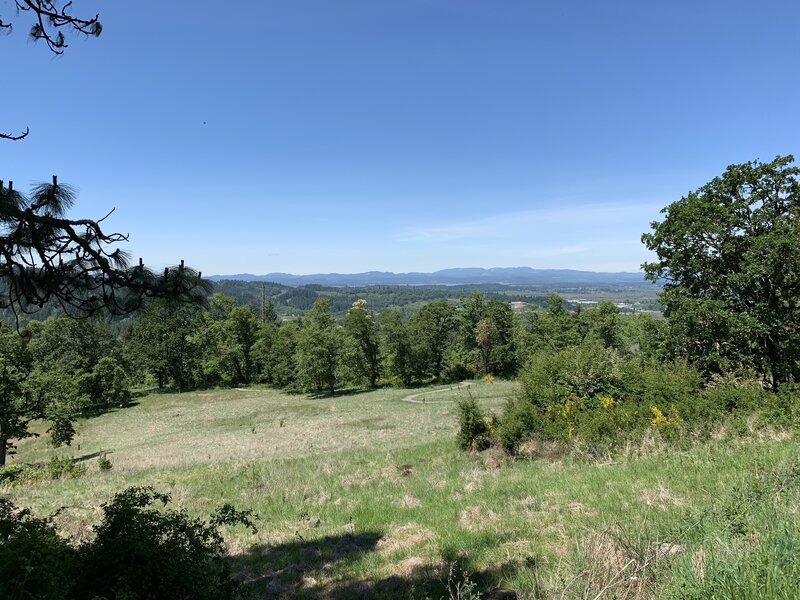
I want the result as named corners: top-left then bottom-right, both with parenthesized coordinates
top-left (4, 381), bottom-right (798, 598)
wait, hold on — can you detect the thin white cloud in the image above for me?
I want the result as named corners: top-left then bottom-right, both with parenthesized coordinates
top-left (396, 201), bottom-right (662, 243)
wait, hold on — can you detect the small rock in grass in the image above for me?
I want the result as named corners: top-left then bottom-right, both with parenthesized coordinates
top-left (306, 516), bottom-right (321, 528)
top-left (656, 542), bottom-right (684, 557)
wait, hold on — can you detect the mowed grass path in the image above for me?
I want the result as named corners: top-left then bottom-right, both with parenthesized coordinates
top-left (5, 382), bottom-right (798, 598)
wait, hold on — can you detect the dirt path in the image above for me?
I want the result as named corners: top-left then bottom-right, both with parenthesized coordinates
top-left (400, 382), bottom-right (473, 404)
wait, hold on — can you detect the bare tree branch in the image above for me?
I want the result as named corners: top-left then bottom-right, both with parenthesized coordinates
top-left (0, 127), bottom-right (29, 141)
top-left (2, 2), bottom-right (102, 138)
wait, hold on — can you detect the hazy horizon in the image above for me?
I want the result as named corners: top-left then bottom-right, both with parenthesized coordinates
top-left (209, 265), bottom-right (649, 278)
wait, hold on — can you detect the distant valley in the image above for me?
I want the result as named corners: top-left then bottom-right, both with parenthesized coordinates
top-left (208, 266), bottom-right (650, 288)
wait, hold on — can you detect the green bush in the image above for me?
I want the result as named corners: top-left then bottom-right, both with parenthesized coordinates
top-left (443, 362), bottom-right (474, 384)
top-left (0, 487), bottom-right (256, 600)
top-left (0, 498), bottom-right (75, 600)
top-left (520, 343), bottom-right (625, 408)
top-left (44, 455), bottom-right (87, 480)
top-left (74, 487), bottom-right (256, 600)
top-left (490, 343), bottom-right (800, 457)
top-left (496, 409), bottom-right (527, 454)
top-left (456, 395), bottom-right (494, 451)
top-left (97, 452), bottom-right (112, 471)
top-left (0, 456), bottom-right (86, 486)
top-left (0, 463), bottom-right (26, 484)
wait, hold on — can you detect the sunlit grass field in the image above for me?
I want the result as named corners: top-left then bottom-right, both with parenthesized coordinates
top-left (5, 381), bottom-right (799, 599)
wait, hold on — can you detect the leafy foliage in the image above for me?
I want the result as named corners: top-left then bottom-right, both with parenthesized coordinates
top-left (0, 497), bottom-right (75, 599)
top-left (456, 394), bottom-right (494, 451)
top-left (125, 300), bottom-right (202, 390)
top-left (343, 300), bottom-right (381, 388)
top-left (97, 451), bottom-right (112, 471)
top-left (196, 294), bottom-right (261, 386)
top-left (295, 298), bottom-right (342, 394)
top-left (643, 155), bottom-right (800, 388)
top-left (0, 487), bottom-right (256, 600)
top-left (409, 300), bottom-right (456, 382)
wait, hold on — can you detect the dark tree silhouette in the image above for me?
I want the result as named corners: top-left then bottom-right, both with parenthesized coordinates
top-left (0, 177), bottom-right (210, 321)
top-left (2, 1), bottom-right (102, 139)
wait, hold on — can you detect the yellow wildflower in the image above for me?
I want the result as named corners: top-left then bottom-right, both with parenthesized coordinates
top-left (483, 416), bottom-right (494, 433)
top-left (650, 405), bottom-right (668, 426)
top-left (562, 399), bottom-right (574, 417)
top-left (599, 395), bottom-right (616, 409)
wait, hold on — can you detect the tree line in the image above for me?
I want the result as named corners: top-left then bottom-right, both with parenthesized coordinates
top-left (125, 290), bottom-right (647, 394)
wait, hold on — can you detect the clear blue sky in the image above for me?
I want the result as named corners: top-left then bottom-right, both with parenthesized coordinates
top-left (3, 1), bottom-right (799, 275)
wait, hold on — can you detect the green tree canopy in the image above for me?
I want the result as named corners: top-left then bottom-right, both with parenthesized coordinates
top-left (342, 299), bottom-right (381, 388)
top-left (642, 155), bottom-right (800, 388)
top-left (125, 300), bottom-right (202, 391)
top-left (377, 309), bottom-right (414, 387)
top-left (409, 300), bottom-right (456, 382)
top-left (0, 324), bottom-right (84, 465)
top-left (295, 298), bottom-right (341, 394)
top-left (196, 294), bottom-right (261, 386)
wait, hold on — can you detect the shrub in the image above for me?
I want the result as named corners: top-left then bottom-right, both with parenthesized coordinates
top-left (496, 409), bottom-right (527, 455)
top-left (0, 498), bottom-right (75, 600)
top-left (0, 463), bottom-right (26, 485)
top-left (0, 456), bottom-right (86, 487)
top-left (44, 455), bottom-right (87, 480)
top-left (494, 345), bottom-right (799, 457)
top-left (97, 452), bottom-right (112, 471)
top-left (443, 363), bottom-right (474, 384)
top-left (456, 395), bottom-right (494, 451)
top-left (519, 343), bottom-right (625, 411)
top-left (0, 487), bottom-right (256, 600)
top-left (74, 487), bottom-right (256, 600)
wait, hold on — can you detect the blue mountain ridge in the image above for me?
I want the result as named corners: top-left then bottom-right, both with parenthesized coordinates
top-left (208, 267), bottom-right (649, 287)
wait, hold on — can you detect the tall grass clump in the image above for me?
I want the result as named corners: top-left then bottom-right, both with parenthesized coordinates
top-left (663, 454), bottom-right (800, 599)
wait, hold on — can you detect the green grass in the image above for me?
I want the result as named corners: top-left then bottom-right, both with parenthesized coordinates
top-left (4, 381), bottom-right (799, 599)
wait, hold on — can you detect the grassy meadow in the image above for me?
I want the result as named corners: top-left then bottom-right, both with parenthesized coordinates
top-left (4, 381), bottom-right (800, 599)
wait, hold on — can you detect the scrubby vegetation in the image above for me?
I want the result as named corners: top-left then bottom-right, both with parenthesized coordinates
top-left (0, 486), bottom-right (255, 600)
top-left (463, 346), bottom-right (800, 456)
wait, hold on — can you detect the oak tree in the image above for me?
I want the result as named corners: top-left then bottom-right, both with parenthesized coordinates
top-left (642, 155), bottom-right (800, 389)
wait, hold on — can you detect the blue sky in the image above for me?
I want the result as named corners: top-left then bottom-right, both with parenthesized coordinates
top-left (3, 1), bottom-right (799, 275)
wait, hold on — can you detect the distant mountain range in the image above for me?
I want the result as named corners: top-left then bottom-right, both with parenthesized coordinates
top-left (208, 267), bottom-right (650, 287)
